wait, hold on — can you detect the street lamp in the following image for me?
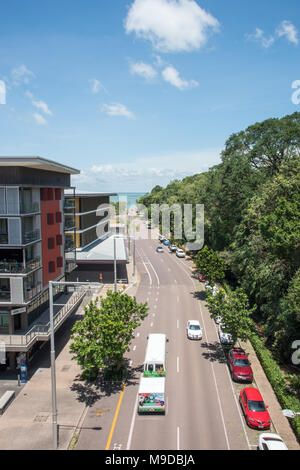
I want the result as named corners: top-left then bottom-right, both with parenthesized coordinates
top-left (49, 280), bottom-right (101, 449)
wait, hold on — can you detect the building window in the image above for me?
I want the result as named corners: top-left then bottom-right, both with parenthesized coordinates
top-left (0, 279), bottom-right (10, 302)
top-left (48, 188), bottom-right (54, 200)
top-left (55, 189), bottom-right (61, 200)
top-left (48, 237), bottom-right (55, 249)
top-left (48, 261), bottom-right (55, 273)
top-left (0, 309), bottom-right (9, 334)
top-left (57, 256), bottom-right (63, 268)
top-left (47, 213), bottom-right (54, 225)
top-left (56, 234), bottom-right (62, 246)
top-left (56, 212), bottom-right (62, 223)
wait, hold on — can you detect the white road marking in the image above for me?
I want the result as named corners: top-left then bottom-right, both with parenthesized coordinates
top-left (177, 427), bottom-right (180, 451)
top-left (154, 305), bottom-right (157, 309)
top-left (150, 322), bottom-right (153, 327)
top-left (140, 248), bottom-right (160, 287)
top-left (174, 279), bottom-right (177, 284)
top-left (137, 248), bottom-right (152, 287)
top-left (126, 389), bottom-right (139, 450)
top-left (177, 319), bottom-right (179, 329)
top-left (177, 357), bottom-right (179, 373)
top-left (129, 360), bottom-right (133, 367)
top-left (136, 333), bottom-right (140, 338)
top-left (153, 313), bottom-right (156, 317)
top-left (133, 346), bottom-right (136, 351)
top-left (177, 296), bottom-right (179, 303)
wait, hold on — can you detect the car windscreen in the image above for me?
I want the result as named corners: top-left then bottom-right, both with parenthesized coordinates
top-left (189, 325), bottom-right (200, 330)
top-left (248, 400), bottom-right (266, 412)
top-left (234, 359), bottom-right (250, 367)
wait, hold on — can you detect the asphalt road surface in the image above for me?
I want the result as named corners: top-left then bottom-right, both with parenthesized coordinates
top-left (77, 226), bottom-right (256, 450)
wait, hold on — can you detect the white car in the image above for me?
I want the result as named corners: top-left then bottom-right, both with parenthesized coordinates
top-left (186, 320), bottom-right (202, 340)
top-left (258, 433), bottom-right (288, 450)
top-left (218, 324), bottom-right (233, 344)
top-left (176, 249), bottom-right (185, 258)
top-left (159, 235), bottom-right (166, 242)
top-left (169, 244), bottom-right (177, 252)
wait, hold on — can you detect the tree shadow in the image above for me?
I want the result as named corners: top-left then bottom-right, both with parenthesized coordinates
top-left (200, 341), bottom-right (228, 364)
top-left (193, 290), bottom-right (207, 301)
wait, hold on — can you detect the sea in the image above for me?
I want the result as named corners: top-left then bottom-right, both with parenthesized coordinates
top-left (110, 192), bottom-right (146, 208)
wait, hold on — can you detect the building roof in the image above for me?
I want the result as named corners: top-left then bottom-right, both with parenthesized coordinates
top-left (64, 189), bottom-right (117, 197)
top-left (0, 156), bottom-right (80, 175)
top-left (75, 235), bottom-right (128, 263)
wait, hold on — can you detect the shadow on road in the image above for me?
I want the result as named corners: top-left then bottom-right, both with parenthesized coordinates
top-left (200, 341), bottom-right (227, 364)
top-left (193, 290), bottom-right (207, 301)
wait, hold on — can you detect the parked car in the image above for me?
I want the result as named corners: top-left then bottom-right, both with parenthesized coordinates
top-left (169, 244), bottom-right (177, 252)
top-left (186, 320), bottom-right (202, 340)
top-left (176, 249), bottom-right (185, 258)
top-left (228, 347), bottom-right (253, 382)
top-left (239, 387), bottom-right (271, 430)
top-left (159, 235), bottom-right (166, 242)
top-left (156, 246), bottom-right (164, 253)
top-left (163, 240), bottom-right (170, 246)
top-left (258, 433), bottom-right (288, 450)
top-left (218, 323), bottom-right (233, 344)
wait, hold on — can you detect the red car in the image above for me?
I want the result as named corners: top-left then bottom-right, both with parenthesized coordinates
top-left (228, 348), bottom-right (253, 382)
top-left (239, 387), bottom-right (271, 430)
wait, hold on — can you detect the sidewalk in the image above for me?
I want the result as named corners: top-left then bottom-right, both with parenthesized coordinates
top-left (240, 339), bottom-right (300, 450)
top-left (0, 256), bottom-right (138, 450)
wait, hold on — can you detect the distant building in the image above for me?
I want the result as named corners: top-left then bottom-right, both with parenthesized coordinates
top-left (0, 156), bottom-right (79, 368)
top-left (64, 191), bottom-right (129, 284)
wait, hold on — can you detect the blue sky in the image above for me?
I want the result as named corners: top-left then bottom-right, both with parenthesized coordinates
top-left (1, 0), bottom-right (300, 192)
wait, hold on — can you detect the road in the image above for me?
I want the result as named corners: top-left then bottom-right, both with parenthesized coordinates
top-left (77, 225), bottom-right (261, 450)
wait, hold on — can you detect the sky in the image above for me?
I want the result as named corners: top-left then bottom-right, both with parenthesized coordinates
top-left (1, 0), bottom-right (300, 192)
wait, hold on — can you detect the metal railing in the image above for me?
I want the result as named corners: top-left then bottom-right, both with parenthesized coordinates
top-left (22, 229), bottom-right (41, 244)
top-left (0, 258), bottom-right (41, 274)
top-left (0, 288), bottom-right (91, 349)
top-left (24, 282), bottom-right (42, 301)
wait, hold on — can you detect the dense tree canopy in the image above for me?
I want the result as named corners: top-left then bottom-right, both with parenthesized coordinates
top-left (138, 112), bottom-right (300, 364)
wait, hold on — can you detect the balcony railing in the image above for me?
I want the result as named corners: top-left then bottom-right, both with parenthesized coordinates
top-left (24, 282), bottom-right (42, 302)
top-left (64, 218), bottom-right (76, 230)
top-left (0, 234), bottom-right (8, 244)
top-left (0, 258), bottom-right (41, 274)
top-left (22, 229), bottom-right (40, 244)
top-left (0, 290), bottom-right (10, 302)
top-left (0, 202), bottom-right (40, 215)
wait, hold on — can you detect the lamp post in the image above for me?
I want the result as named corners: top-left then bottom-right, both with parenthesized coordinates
top-left (49, 280), bottom-right (101, 449)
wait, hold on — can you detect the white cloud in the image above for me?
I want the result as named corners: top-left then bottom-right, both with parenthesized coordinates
top-left (71, 148), bottom-right (221, 192)
top-left (276, 20), bottom-right (298, 45)
top-left (130, 61), bottom-right (157, 80)
top-left (89, 78), bottom-right (107, 94)
top-left (0, 80), bottom-right (6, 104)
top-left (162, 65), bottom-right (198, 90)
top-left (124, 0), bottom-right (220, 53)
top-left (32, 99), bottom-right (52, 115)
top-left (100, 102), bottom-right (135, 119)
top-left (33, 112), bottom-right (47, 125)
top-left (246, 28), bottom-right (275, 48)
top-left (11, 65), bottom-right (35, 84)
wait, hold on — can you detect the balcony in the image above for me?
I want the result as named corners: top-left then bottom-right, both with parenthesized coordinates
top-left (22, 229), bottom-right (41, 245)
top-left (19, 202), bottom-right (40, 215)
top-left (64, 217), bottom-right (76, 231)
top-left (0, 258), bottom-right (41, 274)
top-left (0, 234), bottom-right (8, 244)
top-left (24, 282), bottom-right (42, 302)
top-left (0, 290), bottom-right (10, 302)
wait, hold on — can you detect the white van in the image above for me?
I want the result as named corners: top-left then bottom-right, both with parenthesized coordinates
top-left (143, 333), bottom-right (167, 377)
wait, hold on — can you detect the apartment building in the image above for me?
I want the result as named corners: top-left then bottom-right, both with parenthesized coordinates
top-left (65, 191), bottom-right (129, 283)
top-left (0, 157), bottom-right (79, 368)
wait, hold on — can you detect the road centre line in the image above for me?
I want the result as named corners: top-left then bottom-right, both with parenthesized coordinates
top-left (105, 382), bottom-right (126, 450)
top-left (177, 427), bottom-right (180, 451)
top-left (133, 346), bottom-right (136, 351)
top-left (177, 357), bottom-right (179, 373)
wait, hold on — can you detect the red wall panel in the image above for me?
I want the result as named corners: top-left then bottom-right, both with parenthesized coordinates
top-left (41, 188), bottom-right (63, 286)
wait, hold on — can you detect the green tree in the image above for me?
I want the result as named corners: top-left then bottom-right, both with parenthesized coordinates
top-left (70, 291), bottom-right (148, 380)
top-left (195, 246), bottom-right (226, 286)
top-left (206, 288), bottom-right (256, 345)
